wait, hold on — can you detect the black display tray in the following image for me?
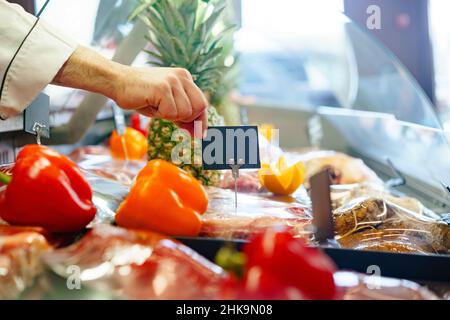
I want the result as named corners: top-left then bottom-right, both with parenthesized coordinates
top-left (177, 237), bottom-right (450, 283)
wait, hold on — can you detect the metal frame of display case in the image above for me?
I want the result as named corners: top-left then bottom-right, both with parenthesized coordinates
top-left (177, 237), bottom-right (450, 283)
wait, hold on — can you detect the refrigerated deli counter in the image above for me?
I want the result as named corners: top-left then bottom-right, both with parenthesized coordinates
top-left (0, 6), bottom-right (449, 300)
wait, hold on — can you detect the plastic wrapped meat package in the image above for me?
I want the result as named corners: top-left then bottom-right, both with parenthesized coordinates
top-left (69, 146), bottom-right (146, 186)
top-left (334, 272), bottom-right (440, 300)
top-left (331, 190), bottom-right (450, 254)
top-left (0, 226), bottom-right (51, 299)
top-left (40, 225), bottom-right (442, 300)
top-left (203, 185), bottom-right (449, 254)
top-left (287, 150), bottom-right (383, 187)
top-left (200, 187), bottom-right (314, 240)
top-left (43, 225), bottom-right (229, 300)
top-left (1, 169), bottom-right (50, 299)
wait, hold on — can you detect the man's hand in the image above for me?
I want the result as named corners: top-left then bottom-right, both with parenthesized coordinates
top-left (114, 67), bottom-right (208, 136)
top-left (53, 46), bottom-right (208, 136)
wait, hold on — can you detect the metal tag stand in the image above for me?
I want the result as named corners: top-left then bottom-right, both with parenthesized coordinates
top-left (23, 93), bottom-right (50, 144)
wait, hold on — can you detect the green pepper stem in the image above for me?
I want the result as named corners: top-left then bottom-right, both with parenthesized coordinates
top-left (0, 172), bottom-right (12, 185)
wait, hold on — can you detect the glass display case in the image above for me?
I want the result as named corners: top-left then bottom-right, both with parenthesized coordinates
top-left (233, 6), bottom-right (450, 211)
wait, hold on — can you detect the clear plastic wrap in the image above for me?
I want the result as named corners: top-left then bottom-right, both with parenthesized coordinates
top-left (220, 170), bottom-right (262, 193)
top-left (43, 225), bottom-right (229, 300)
top-left (200, 188), bottom-right (313, 240)
top-left (330, 183), bottom-right (432, 215)
top-left (203, 183), bottom-right (449, 253)
top-left (219, 150), bottom-right (384, 194)
top-left (0, 226), bottom-right (51, 299)
top-left (334, 271), bottom-right (440, 300)
top-left (286, 150), bottom-right (383, 187)
top-left (69, 146), bottom-right (146, 186)
top-left (332, 195), bottom-right (450, 254)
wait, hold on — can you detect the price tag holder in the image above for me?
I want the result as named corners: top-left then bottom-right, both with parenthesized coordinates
top-left (202, 126), bottom-right (261, 212)
top-left (24, 93), bottom-right (50, 140)
top-left (202, 126), bottom-right (261, 170)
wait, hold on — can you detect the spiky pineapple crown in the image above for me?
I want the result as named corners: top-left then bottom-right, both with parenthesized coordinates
top-left (131, 0), bottom-right (234, 96)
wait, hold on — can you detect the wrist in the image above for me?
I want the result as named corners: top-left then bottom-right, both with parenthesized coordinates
top-left (107, 61), bottom-right (128, 103)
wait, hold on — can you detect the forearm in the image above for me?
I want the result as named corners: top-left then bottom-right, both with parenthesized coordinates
top-left (52, 46), bottom-right (124, 101)
top-left (51, 45), bottom-right (208, 134)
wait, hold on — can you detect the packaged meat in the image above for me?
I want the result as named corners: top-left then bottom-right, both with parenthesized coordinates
top-left (69, 146), bottom-right (146, 186)
top-left (287, 150), bottom-right (383, 187)
top-left (201, 188), bottom-right (313, 240)
top-left (330, 183), bottom-right (426, 214)
top-left (43, 225), bottom-right (230, 300)
top-left (337, 229), bottom-right (435, 254)
top-left (334, 197), bottom-right (450, 254)
top-left (0, 226), bottom-right (51, 299)
top-left (335, 271), bottom-right (440, 300)
top-left (68, 145), bottom-right (111, 162)
top-left (220, 170), bottom-right (261, 193)
top-left (203, 185), bottom-right (449, 254)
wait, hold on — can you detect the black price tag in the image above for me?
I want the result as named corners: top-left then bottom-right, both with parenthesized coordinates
top-left (202, 126), bottom-right (261, 170)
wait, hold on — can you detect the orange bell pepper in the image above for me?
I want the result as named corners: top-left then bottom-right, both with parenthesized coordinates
top-left (109, 127), bottom-right (148, 160)
top-left (115, 160), bottom-right (208, 236)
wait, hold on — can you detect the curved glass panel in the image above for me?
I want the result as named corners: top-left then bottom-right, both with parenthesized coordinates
top-left (235, 5), bottom-right (442, 129)
top-left (235, 4), bottom-right (449, 199)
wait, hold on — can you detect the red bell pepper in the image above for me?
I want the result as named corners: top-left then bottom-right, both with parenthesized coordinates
top-left (218, 228), bottom-right (339, 300)
top-left (0, 145), bottom-right (96, 233)
top-left (130, 113), bottom-right (149, 137)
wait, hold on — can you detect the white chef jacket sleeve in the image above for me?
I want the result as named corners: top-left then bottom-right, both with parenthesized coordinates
top-left (0, 0), bottom-right (78, 120)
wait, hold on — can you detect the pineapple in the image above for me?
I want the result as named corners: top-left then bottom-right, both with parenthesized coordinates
top-left (133, 0), bottom-right (234, 186)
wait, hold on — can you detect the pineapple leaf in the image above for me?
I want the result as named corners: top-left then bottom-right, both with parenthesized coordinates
top-left (198, 65), bottom-right (229, 74)
top-left (129, 0), bottom-right (156, 21)
top-left (157, 0), bottom-right (181, 37)
top-left (197, 47), bottom-right (223, 69)
top-left (147, 60), bottom-right (166, 67)
top-left (171, 36), bottom-right (189, 65)
top-left (163, 0), bottom-right (187, 37)
top-left (143, 49), bottom-right (164, 62)
top-left (188, 22), bottom-right (206, 57)
top-left (179, 0), bottom-right (198, 35)
top-left (145, 10), bottom-right (181, 62)
top-left (206, 24), bottom-right (236, 52)
top-left (144, 34), bottom-right (171, 63)
top-left (203, 3), bottom-right (226, 33)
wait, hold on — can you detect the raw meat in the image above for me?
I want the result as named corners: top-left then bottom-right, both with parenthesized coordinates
top-left (69, 146), bottom-right (146, 186)
top-left (337, 229), bottom-right (435, 254)
top-left (335, 272), bottom-right (439, 300)
top-left (0, 226), bottom-right (50, 299)
top-left (201, 188), bottom-right (313, 240)
top-left (220, 170), bottom-right (261, 193)
top-left (334, 197), bottom-right (450, 253)
top-left (43, 225), bottom-right (229, 300)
